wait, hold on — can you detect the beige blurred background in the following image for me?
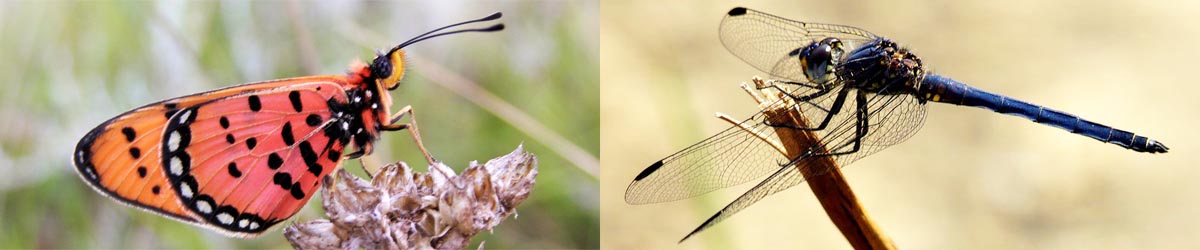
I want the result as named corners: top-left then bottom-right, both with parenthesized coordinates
top-left (602, 0), bottom-right (1198, 249)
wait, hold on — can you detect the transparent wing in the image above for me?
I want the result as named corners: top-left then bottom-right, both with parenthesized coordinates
top-left (626, 78), bottom-right (847, 204)
top-left (667, 81), bottom-right (926, 239)
top-left (719, 7), bottom-right (877, 83)
top-left (625, 108), bottom-right (792, 204)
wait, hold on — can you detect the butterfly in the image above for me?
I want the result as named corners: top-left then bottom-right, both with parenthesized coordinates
top-left (71, 12), bottom-right (504, 238)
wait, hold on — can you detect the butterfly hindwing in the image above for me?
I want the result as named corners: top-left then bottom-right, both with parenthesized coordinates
top-left (160, 80), bottom-right (351, 236)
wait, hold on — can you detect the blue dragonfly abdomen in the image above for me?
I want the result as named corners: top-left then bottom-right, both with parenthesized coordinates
top-left (917, 74), bottom-right (1168, 153)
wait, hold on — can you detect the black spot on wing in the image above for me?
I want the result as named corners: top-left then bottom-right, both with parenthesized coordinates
top-left (137, 166), bottom-right (147, 178)
top-left (121, 127), bottom-right (136, 142)
top-left (248, 95), bottom-right (262, 112)
top-left (246, 137), bottom-right (258, 150)
top-left (219, 116), bottom-right (230, 129)
top-left (227, 162), bottom-right (242, 178)
top-left (267, 153), bottom-right (283, 170)
top-left (288, 91), bottom-right (303, 112)
top-left (327, 149), bottom-right (341, 162)
top-left (634, 161), bottom-right (665, 181)
top-left (298, 141), bottom-right (317, 165)
top-left (290, 184), bottom-right (304, 199)
top-left (163, 103), bottom-right (179, 119)
top-left (225, 134), bottom-right (235, 144)
top-left (281, 122), bottom-right (295, 146)
top-left (129, 147), bottom-right (141, 159)
top-left (273, 172), bottom-right (293, 190)
top-left (728, 7), bottom-right (748, 16)
top-left (307, 163), bottom-right (323, 176)
top-left (306, 114), bottom-right (321, 127)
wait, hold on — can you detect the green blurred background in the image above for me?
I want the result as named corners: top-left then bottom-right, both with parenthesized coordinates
top-left (603, 0), bottom-right (1197, 249)
top-left (0, 1), bottom-right (597, 248)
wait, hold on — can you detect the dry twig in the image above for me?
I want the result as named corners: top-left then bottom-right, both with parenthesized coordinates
top-left (741, 77), bottom-right (895, 250)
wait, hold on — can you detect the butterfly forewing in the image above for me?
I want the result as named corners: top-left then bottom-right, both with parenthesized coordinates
top-left (160, 80), bottom-right (350, 236)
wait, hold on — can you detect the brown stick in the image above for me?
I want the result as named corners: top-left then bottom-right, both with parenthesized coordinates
top-left (749, 78), bottom-right (895, 250)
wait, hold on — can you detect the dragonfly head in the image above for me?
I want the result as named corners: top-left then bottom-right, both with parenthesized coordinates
top-left (798, 37), bottom-right (845, 85)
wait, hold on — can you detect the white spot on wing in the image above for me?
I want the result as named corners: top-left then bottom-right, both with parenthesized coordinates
top-left (249, 222), bottom-right (260, 230)
top-left (239, 219), bottom-right (249, 228)
top-left (217, 213), bottom-right (234, 225)
top-left (167, 131), bottom-right (181, 151)
top-left (177, 109), bottom-right (192, 123)
top-left (196, 199), bottom-right (212, 214)
top-left (180, 181), bottom-right (193, 198)
top-left (170, 157), bottom-right (184, 176)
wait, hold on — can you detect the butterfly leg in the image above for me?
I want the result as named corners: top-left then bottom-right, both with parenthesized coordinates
top-left (345, 149), bottom-right (366, 159)
top-left (358, 157), bottom-right (374, 179)
top-left (380, 105), bottom-right (438, 164)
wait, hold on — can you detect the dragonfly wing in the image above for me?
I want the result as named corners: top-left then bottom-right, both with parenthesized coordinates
top-left (814, 91), bottom-right (928, 167)
top-left (719, 7), bottom-right (877, 83)
top-left (679, 153), bottom-right (811, 242)
top-left (626, 111), bottom-right (794, 204)
top-left (625, 81), bottom-right (847, 205)
top-left (675, 88), bottom-right (928, 239)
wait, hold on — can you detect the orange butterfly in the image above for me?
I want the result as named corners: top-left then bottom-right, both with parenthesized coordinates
top-left (71, 12), bottom-right (504, 238)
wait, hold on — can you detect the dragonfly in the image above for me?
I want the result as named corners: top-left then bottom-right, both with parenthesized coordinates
top-left (625, 7), bottom-right (1169, 242)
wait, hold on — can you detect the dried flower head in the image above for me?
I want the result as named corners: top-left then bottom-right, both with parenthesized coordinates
top-left (284, 145), bottom-right (538, 250)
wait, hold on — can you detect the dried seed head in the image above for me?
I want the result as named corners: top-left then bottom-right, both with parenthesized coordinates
top-left (284, 144), bottom-right (538, 250)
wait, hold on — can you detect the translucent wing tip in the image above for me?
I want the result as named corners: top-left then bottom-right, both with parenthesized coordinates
top-left (625, 160), bottom-right (664, 204)
top-left (678, 210), bottom-right (722, 243)
top-left (727, 7), bottom-right (748, 16)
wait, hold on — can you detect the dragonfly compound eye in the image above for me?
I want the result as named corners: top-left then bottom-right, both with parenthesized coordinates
top-left (798, 37), bottom-right (843, 84)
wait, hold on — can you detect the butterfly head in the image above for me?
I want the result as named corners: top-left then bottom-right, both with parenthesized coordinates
top-left (370, 12), bottom-right (505, 91)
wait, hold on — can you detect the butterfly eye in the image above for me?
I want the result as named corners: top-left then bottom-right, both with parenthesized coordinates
top-left (369, 50), bottom-right (406, 91)
top-left (370, 55), bottom-right (392, 80)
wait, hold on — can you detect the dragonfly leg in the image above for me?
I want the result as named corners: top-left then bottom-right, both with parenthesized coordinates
top-left (764, 88), bottom-right (848, 131)
top-left (759, 80), bottom-right (820, 89)
top-left (810, 92), bottom-right (869, 158)
top-left (759, 80), bottom-right (830, 103)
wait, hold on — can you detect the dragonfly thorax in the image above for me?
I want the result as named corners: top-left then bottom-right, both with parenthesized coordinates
top-left (837, 38), bottom-right (925, 96)
top-left (798, 37), bottom-right (845, 85)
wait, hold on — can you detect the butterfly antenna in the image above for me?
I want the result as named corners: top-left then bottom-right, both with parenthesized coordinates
top-left (394, 12), bottom-right (505, 50)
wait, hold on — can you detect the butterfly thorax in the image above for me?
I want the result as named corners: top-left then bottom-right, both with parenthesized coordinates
top-left (333, 62), bottom-right (395, 155)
